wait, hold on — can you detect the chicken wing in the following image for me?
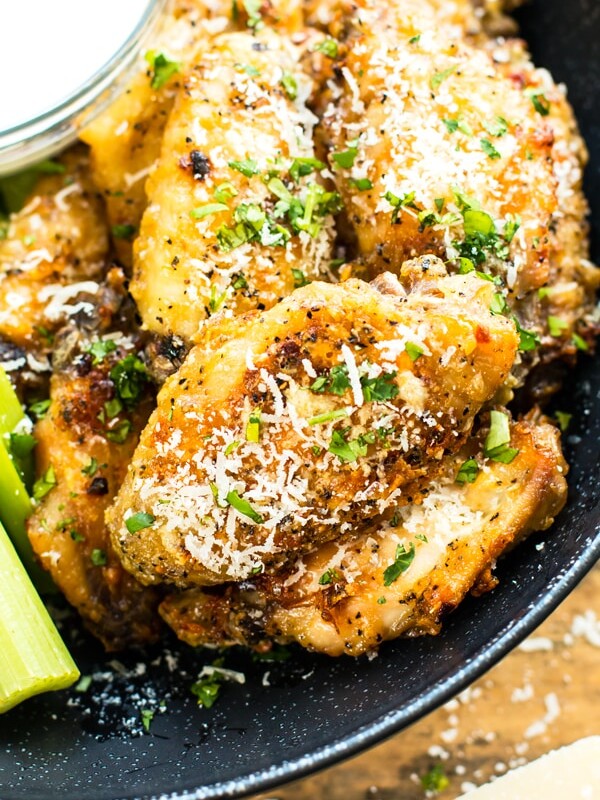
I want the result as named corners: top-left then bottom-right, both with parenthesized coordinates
top-left (159, 414), bottom-right (567, 656)
top-left (107, 262), bottom-right (519, 588)
top-left (131, 27), bottom-right (336, 340)
top-left (27, 278), bottom-right (160, 650)
top-left (81, 0), bottom-right (305, 266)
top-left (318, 0), bottom-right (600, 371)
top-left (0, 147), bottom-right (108, 350)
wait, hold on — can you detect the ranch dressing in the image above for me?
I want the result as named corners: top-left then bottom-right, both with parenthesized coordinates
top-left (0, 0), bottom-right (166, 174)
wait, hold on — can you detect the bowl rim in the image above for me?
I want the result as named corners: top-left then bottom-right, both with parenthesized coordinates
top-left (134, 526), bottom-right (600, 800)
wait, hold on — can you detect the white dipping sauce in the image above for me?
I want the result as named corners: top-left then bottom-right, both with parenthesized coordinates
top-left (1, 0), bottom-right (153, 132)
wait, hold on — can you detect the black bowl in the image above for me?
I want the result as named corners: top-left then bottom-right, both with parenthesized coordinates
top-left (1, 2), bottom-right (599, 799)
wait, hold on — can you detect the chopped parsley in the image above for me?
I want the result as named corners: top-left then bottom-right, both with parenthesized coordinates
top-left (214, 182), bottom-right (238, 203)
top-left (383, 542), bottom-right (416, 586)
top-left (384, 190), bottom-right (419, 223)
top-left (86, 338), bottom-right (117, 365)
top-left (328, 428), bottom-right (375, 463)
top-left (310, 364), bottom-right (351, 396)
top-left (484, 410), bottom-right (519, 464)
top-left (515, 319), bottom-right (540, 352)
top-left (110, 354), bottom-right (150, 407)
top-left (332, 147), bottom-right (358, 169)
top-left (240, 0), bottom-right (263, 29)
top-left (228, 158), bottom-right (260, 178)
top-left (360, 371), bottom-right (399, 402)
top-left (377, 596), bottom-right (387, 605)
top-left (125, 512), bottom-right (156, 534)
top-left (308, 409), bottom-right (349, 426)
top-left (350, 177), bottom-right (373, 191)
top-left (8, 432), bottom-right (36, 460)
top-left (235, 62), bottom-right (260, 77)
top-left (90, 549), bottom-right (107, 567)
top-left (111, 224), bottom-right (137, 240)
top-left (455, 457), bottom-right (479, 485)
top-left (280, 71), bottom-right (298, 100)
top-left (292, 268), bottom-right (310, 288)
top-left (430, 65), bottom-right (456, 90)
top-left (314, 38), bottom-right (339, 59)
top-left (555, 411), bottom-right (572, 432)
top-left (226, 490), bottom-right (263, 524)
top-left (484, 116), bottom-right (509, 137)
top-left (405, 342), bottom-right (424, 362)
top-left (140, 708), bottom-right (155, 733)
top-left (289, 157), bottom-right (325, 183)
top-left (572, 333), bottom-right (589, 352)
top-left (548, 315), bottom-right (568, 338)
top-left (28, 398), bottom-right (51, 420)
top-left (190, 203), bottom-right (229, 220)
top-left (318, 568), bottom-right (340, 586)
top-left (421, 763), bottom-right (450, 793)
top-left (480, 138), bottom-right (501, 160)
top-left (490, 292), bottom-right (508, 316)
top-left (526, 88), bottom-right (551, 116)
top-left (145, 51), bottom-right (181, 90)
top-left (105, 419), bottom-right (132, 444)
top-left (503, 215), bottom-right (521, 243)
top-left (191, 674), bottom-right (222, 709)
top-left (32, 465), bottom-right (57, 501)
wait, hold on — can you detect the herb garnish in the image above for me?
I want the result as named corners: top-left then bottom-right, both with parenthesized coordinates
top-left (32, 465), bottom-right (57, 501)
top-left (125, 512), bottom-right (156, 533)
top-left (145, 51), bottom-right (181, 90)
top-left (455, 457), bottom-right (479, 485)
top-left (383, 542), bottom-right (416, 586)
top-left (484, 410), bottom-right (519, 464)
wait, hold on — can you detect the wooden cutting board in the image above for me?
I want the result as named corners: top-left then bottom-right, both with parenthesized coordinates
top-left (254, 564), bottom-right (600, 800)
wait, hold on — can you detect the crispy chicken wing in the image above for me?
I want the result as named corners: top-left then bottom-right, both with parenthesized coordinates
top-left (0, 147), bottom-right (108, 350)
top-left (108, 263), bottom-right (519, 588)
top-left (318, 0), bottom-right (600, 370)
top-left (27, 280), bottom-right (160, 650)
top-left (80, 1), bottom-right (222, 266)
top-left (81, 0), bottom-right (305, 266)
top-left (159, 414), bottom-right (567, 656)
top-left (131, 28), bottom-right (336, 340)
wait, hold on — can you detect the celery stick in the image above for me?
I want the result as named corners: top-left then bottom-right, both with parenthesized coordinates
top-left (0, 364), bottom-right (34, 486)
top-left (0, 366), bottom-right (24, 434)
top-left (0, 520), bottom-right (79, 713)
top-left (0, 367), bottom-right (53, 590)
top-left (0, 444), bottom-right (53, 591)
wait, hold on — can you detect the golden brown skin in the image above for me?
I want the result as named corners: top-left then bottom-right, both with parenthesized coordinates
top-left (81, 1), bottom-right (218, 266)
top-left (0, 147), bottom-right (108, 349)
top-left (108, 263), bottom-right (519, 588)
top-left (131, 27), bottom-right (335, 340)
top-left (159, 415), bottom-right (567, 656)
top-left (318, 0), bottom-right (600, 369)
top-left (80, 0), bottom-right (306, 267)
top-left (27, 305), bottom-right (160, 651)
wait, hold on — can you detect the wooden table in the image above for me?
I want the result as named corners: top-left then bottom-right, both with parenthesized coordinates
top-left (254, 563), bottom-right (600, 799)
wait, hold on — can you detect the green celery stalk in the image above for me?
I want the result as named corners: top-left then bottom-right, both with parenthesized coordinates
top-left (0, 367), bottom-right (53, 591)
top-left (0, 366), bottom-right (24, 433)
top-left (0, 520), bottom-right (79, 713)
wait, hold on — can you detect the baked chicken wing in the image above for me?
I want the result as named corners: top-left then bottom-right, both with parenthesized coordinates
top-left (131, 27), bottom-right (336, 340)
top-left (318, 0), bottom-right (599, 370)
top-left (81, 0), bottom-right (305, 266)
top-left (108, 262), bottom-right (519, 588)
top-left (0, 147), bottom-right (108, 350)
top-left (27, 280), bottom-right (160, 650)
top-left (159, 414), bottom-right (567, 656)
